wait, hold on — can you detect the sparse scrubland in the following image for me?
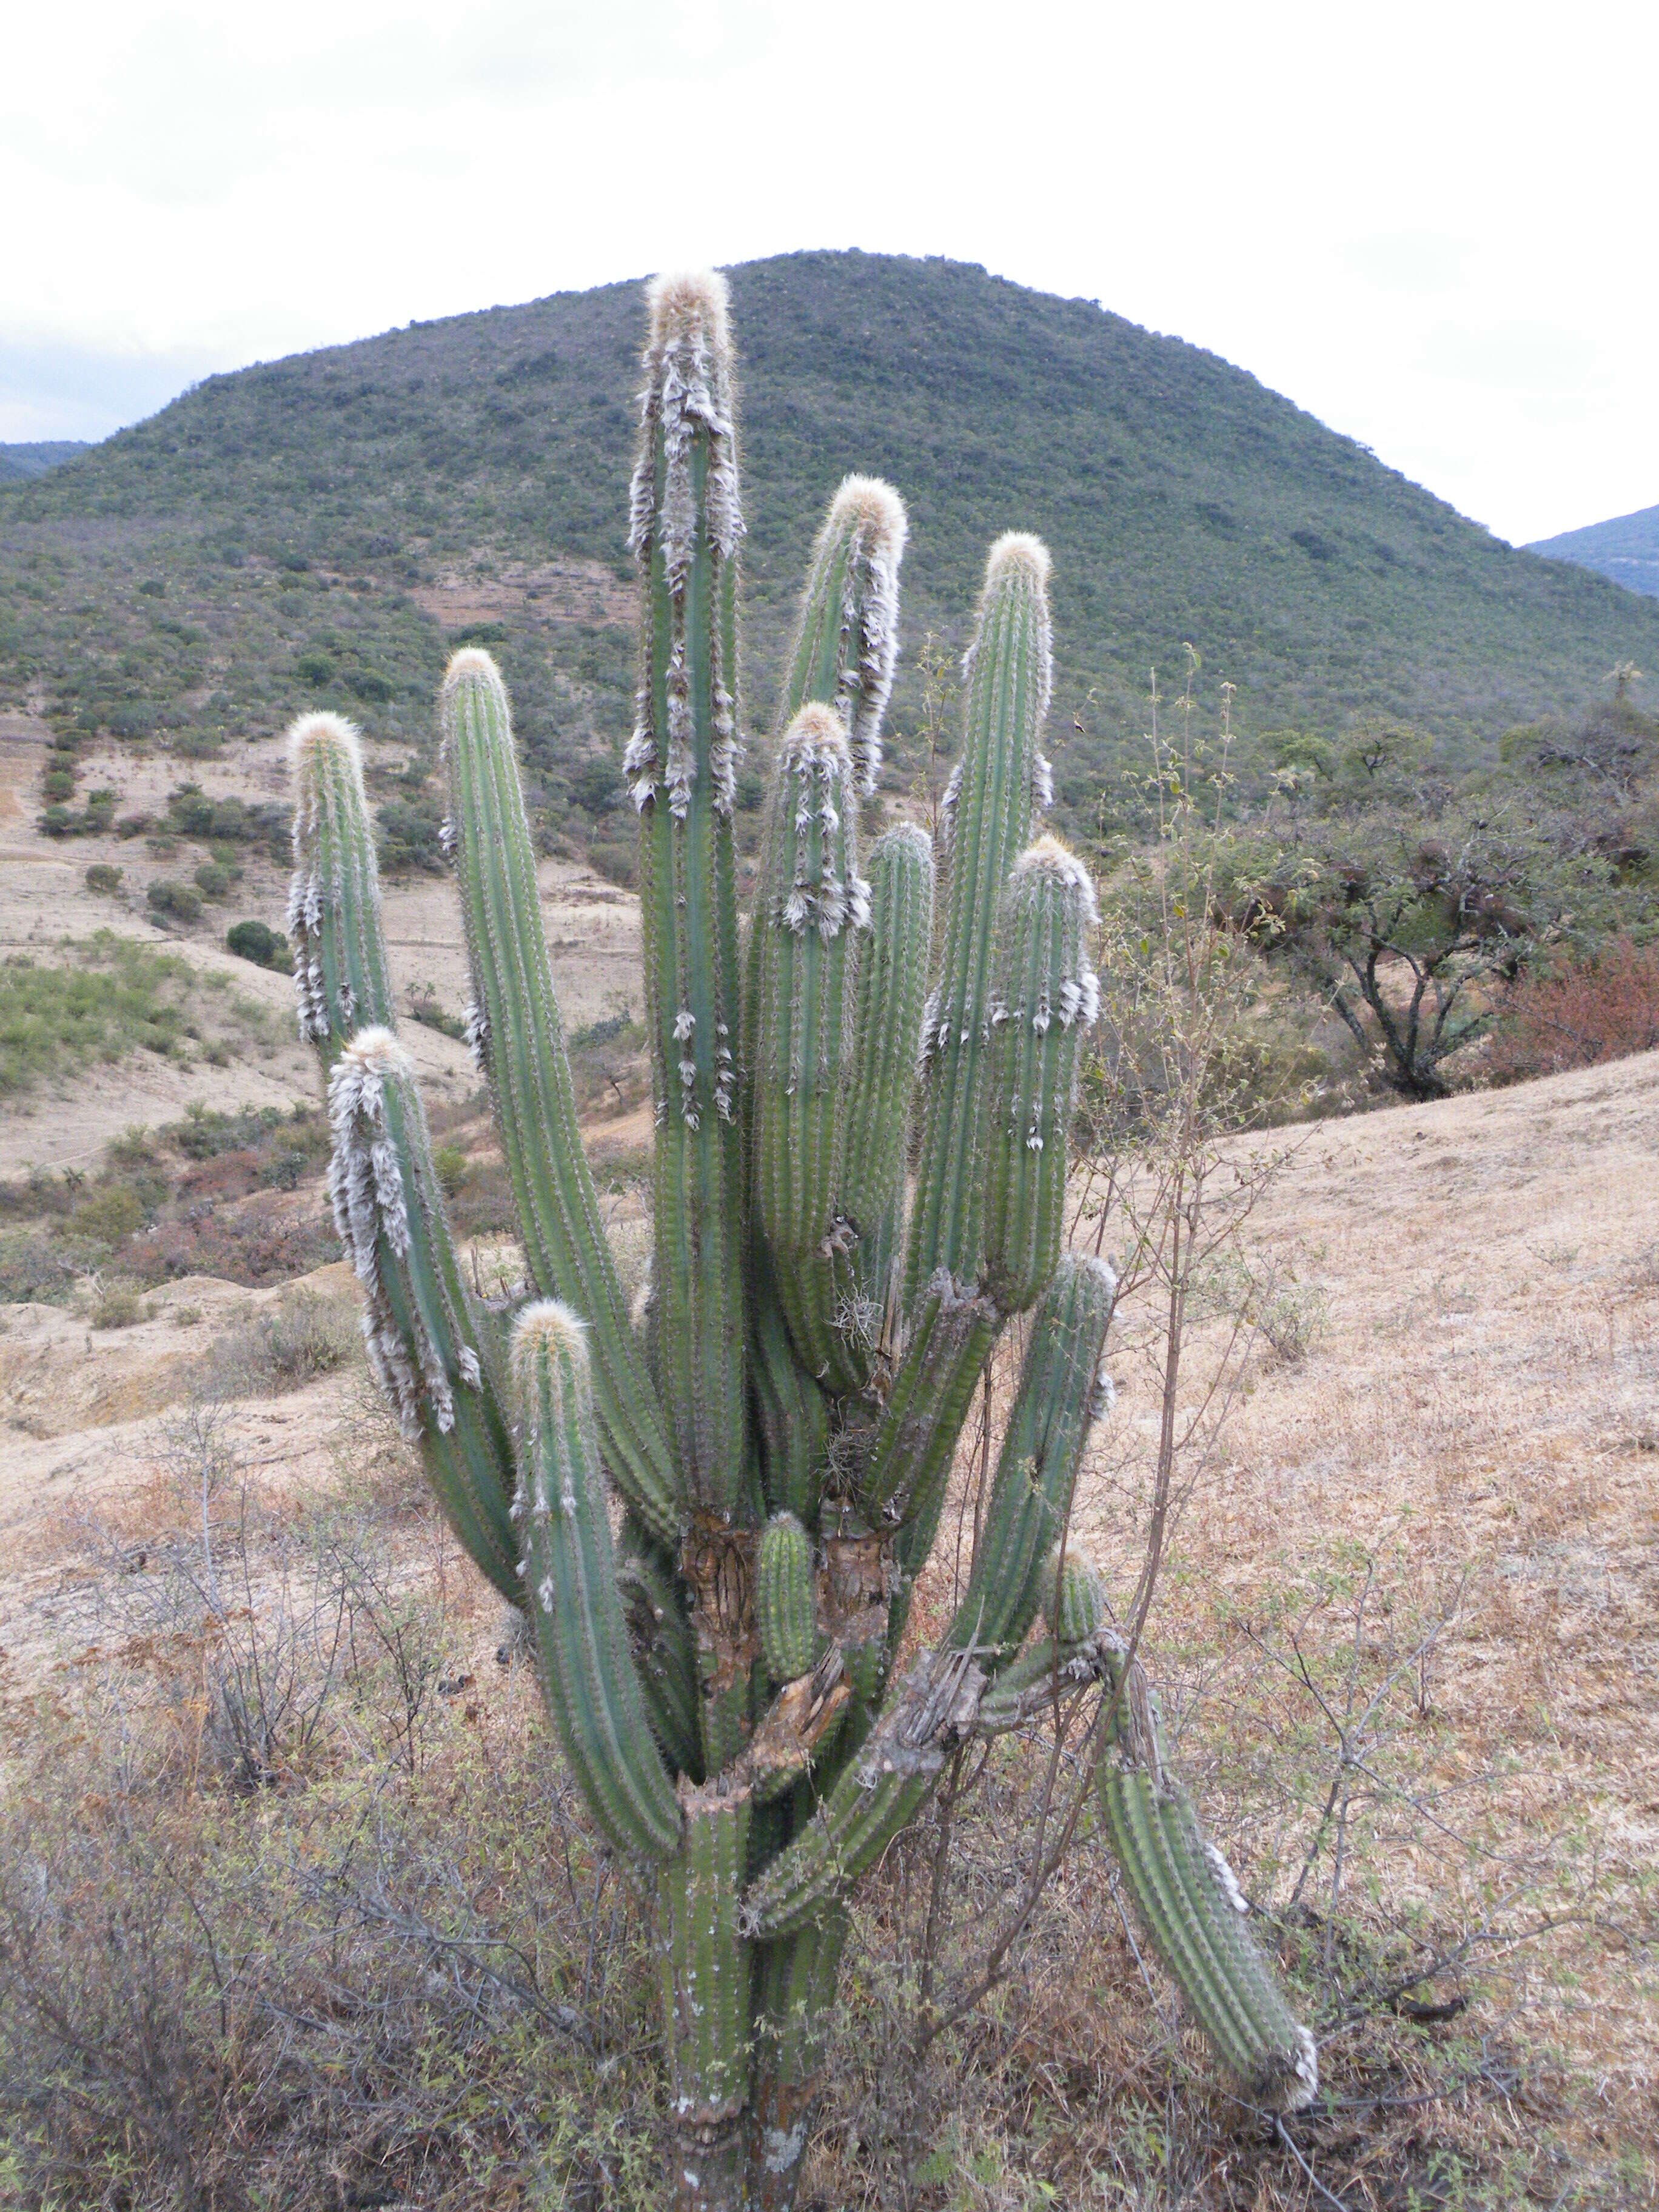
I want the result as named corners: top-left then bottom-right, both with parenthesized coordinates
top-left (1, 264), bottom-right (1657, 2212)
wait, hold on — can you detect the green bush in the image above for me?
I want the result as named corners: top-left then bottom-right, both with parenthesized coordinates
top-left (226, 919), bottom-right (293, 974)
top-left (0, 1229), bottom-right (76, 1304)
top-left (73, 1184), bottom-right (144, 1246)
top-left (85, 863), bottom-right (123, 895)
top-left (0, 937), bottom-right (199, 1095)
top-left (147, 880), bottom-right (203, 923)
top-left (587, 834), bottom-right (636, 890)
top-left (193, 862), bottom-right (233, 901)
top-left (91, 1285), bottom-right (146, 1329)
top-left (433, 1142), bottom-right (471, 1198)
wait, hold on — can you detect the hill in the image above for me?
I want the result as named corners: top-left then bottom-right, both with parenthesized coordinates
top-left (4, 252), bottom-right (1659, 852)
top-left (1529, 501), bottom-right (1659, 600)
top-left (0, 441), bottom-right (90, 484)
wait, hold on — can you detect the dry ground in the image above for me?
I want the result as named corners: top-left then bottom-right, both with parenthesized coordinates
top-left (1056, 1049), bottom-right (1659, 2179)
top-left (0, 717), bottom-right (641, 1173)
top-left (1, 823), bottom-right (1655, 2196)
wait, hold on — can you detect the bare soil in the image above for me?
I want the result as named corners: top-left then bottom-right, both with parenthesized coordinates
top-left (0, 724), bottom-right (642, 1174)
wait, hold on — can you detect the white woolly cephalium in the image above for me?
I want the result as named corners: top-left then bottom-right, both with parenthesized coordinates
top-left (818, 475), bottom-right (907, 797)
top-left (770, 703), bottom-right (871, 939)
top-left (959, 533), bottom-right (1054, 783)
top-left (326, 1027), bottom-right (465, 1441)
top-left (463, 1000), bottom-right (491, 1074)
top-left (1008, 831), bottom-right (1101, 922)
top-left (626, 270), bottom-right (744, 822)
top-left (509, 1298), bottom-right (591, 1401)
top-left (287, 711), bottom-right (373, 1045)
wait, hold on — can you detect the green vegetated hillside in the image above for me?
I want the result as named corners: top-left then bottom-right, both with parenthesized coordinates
top-left (3, 250), bottom-right (1658, 854)
top-left (1529, 503), bottom-right (1659, 601)
top-left (0, 441), bottom-right (90, 483)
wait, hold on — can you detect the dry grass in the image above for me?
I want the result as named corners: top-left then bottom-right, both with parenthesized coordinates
top-left (2, 1054), bottom-right (1657, 2206)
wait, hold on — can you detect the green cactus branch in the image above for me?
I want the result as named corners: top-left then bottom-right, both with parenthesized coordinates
top-left (443, 649), bottom-right (682, 1545)
top-left (628, 270), bottom-right (749, 1517)
top-left (289, 266), bottom-right (1316, 2211)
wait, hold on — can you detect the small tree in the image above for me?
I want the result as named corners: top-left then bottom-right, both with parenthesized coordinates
top-left (1236, 809), bottom-right (1550, 1099)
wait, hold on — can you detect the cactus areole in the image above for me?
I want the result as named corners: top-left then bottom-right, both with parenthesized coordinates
top-left (289, 269), bottom-right (1315, 2210)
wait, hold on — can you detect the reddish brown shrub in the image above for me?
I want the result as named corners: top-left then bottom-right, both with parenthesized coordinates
top-left (1486, 937), bottom-right (1659, 1084)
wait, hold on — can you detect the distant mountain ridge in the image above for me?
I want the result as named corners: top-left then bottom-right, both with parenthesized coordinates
top-left (3, 253), bottom-right (1658, 846)
top-left (0, 441), bottom-right (89, 483)
top-left (1529, 504), bottom-right (1659, 601)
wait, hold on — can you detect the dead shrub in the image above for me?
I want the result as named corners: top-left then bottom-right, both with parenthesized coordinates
top-left (202, 1284), bottom-right (360, 1396)
top-left (1486, 936), bottom-right (1659, 1082)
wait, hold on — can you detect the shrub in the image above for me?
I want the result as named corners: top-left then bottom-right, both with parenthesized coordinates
top-left (91, 1285), bottom-right (146, 1329)
top-left (193, 861), bottom-right (233, 900)
top-left (1486, 937), bottom-right (1659, 1084)
top-left (0, 938), bottom-right (203, 1094)
top-left (205, 1284), bottom-right (360, 1394)
top-left (0, 1228), bottom-right (75, 1303)
top-left (227, 919), bottom-right (293, 973)
top-left (1259, 1279), bottom-right (1328, 1364)
top-left (147, 879), bottom-right (203, 923)
top-left (376, 797), bottom-right (446, 874)
top-left (587, 834), bottom-right (636, 890)
top-left (433, 1142), bottom-right (470, 1198)
top-left (73, 1183), bottom-right (144, 1246)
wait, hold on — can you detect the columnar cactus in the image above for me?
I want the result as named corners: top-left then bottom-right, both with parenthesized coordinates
top-left (289, 269), bottom-right (1314, 2210)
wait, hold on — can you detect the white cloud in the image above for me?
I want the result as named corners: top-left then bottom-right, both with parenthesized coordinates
top-left (2, 0), bottom-right (1656, 543)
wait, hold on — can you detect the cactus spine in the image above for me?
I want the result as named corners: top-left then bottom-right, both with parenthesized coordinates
top-left (291, 270), bottom-right (1312, 2211)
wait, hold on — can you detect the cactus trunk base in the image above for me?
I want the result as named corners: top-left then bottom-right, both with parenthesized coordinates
top-left (673, 2117), bottom-right (750, 2212)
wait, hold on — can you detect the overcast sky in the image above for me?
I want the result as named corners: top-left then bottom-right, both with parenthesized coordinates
top-left (3, 0), bottom-right (1653, 546)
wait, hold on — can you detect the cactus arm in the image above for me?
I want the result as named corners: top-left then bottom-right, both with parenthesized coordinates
top-left (747, 1908), bottom-right (850, 2210)
top-left (751, 705), bottom-right (871, 1390)
top-left (752, 1262), bottom-right (1111, 1931)
top-left (512, 1304), bottom-right (682, 1861)
top-left (749, 1245), bottom-right (830, 1521)
top-left (727, 1644), bottom-right (850, 1802)
top-left (776, 475), bottom-right (906, 796)
top-left (441, 647), bottom-right (682, 1546)
top-left (860, 1270), bottom-right (1001, 1533)
top-left (628, 270), bottom-right (748, 1512)
top-left (327, 1029), bottom-right (520, 1600)
top-left (840, 823), bottom-right (934, 1252)
top-left (286, 712), bottom-right (398, 1063)
top-left (1099, 1718), bottom-right (1319, 2113)
top-left (950, 1253), bottom-right (1115, 1663)
top-left (982, 839), bottom-right (1101, 1314)
top-left (742, 1644), bottom-right (985, 1941)
top-left (905, 535), bottom-right (1054, 1307)
top-left (757, 1513), bottom-right (819, 1683)
top-left (662, 1789), bottom-right (753, 2212)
